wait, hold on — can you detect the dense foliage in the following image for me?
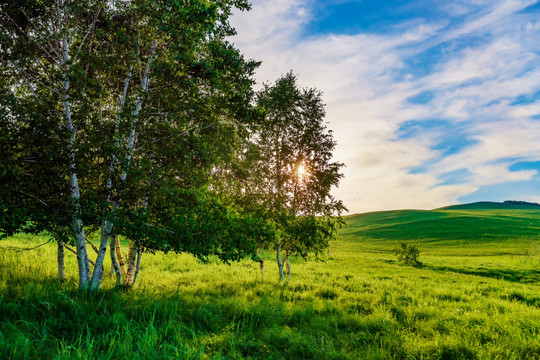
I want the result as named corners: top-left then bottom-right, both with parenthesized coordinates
top-left (229, 72), bottom-right (347, 279)
top-left (394, 242), bottom-right (422, 267)
top-left (0, 1), bottom-right (345, 288)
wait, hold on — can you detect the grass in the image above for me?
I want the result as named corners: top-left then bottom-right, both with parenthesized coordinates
top-left (1, 207), bottom-right (540, 359)
top-left (341, 208), bottom-right (540, 255)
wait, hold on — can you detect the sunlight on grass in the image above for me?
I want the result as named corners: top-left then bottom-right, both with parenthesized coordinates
top-left (1, 224), bottom-right (539, 359)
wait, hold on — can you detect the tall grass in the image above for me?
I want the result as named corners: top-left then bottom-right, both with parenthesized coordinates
top-left (1, 219), bottom-right (539, 359)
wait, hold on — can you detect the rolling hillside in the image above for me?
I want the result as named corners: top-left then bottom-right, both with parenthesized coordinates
top-left (340, 202), bottom-right (540, 254)
top-left (439, 201), bottom-right (540, 210)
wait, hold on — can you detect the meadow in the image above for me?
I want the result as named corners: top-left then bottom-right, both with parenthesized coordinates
top-left (1, 204), bottom-right (539, 359)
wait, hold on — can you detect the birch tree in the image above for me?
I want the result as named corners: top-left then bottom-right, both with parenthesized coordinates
top-left (252, 72), bottom-right (347, 280)
top-left (0, 0), bottom-right (262, 290)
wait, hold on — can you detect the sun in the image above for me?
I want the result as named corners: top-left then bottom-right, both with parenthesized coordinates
top-left (297, 164), bottom-right (306, 177)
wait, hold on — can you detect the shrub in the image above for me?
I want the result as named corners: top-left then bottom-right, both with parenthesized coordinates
top-left (394, 242), bottom-right (422, 267)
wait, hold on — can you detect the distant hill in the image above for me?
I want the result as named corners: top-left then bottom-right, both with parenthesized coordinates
top-left (340, 204), bottom-right (540, 251)
top-left (440, 201), bottom-right (540, 210)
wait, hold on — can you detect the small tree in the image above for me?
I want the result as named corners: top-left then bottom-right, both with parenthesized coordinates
top-left (394, 242), bottom-right (422, 267)
top-left (249, 72), bottom-right (346, 280)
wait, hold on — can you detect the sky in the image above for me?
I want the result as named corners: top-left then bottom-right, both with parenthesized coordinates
top-left (229, 0), bottom-right (540, 214)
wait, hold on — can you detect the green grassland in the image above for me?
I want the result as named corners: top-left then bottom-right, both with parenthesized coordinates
top-left (1, 204), bottom-right (540, 359)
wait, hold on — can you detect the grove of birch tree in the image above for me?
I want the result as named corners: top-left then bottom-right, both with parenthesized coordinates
top-left (0, 0), bottom-right (267, 290)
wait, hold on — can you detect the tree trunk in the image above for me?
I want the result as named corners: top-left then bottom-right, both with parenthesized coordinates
top-left (90, 42), bottom-right (156, 291)
top-left (116, 238), bottom-right (127, 276)
top-left (259, 258), bottom-right (265, 278)
top-left (91, 69), bottom-right (132, 290)
top-left (89, 219), bottom-right (112, 291)
top-left (110, 234), bottom-right (122, 286)
top-left (285, 250), bottom-right (291, 280)
top-left (276, 241), bottom-right (284, 281)
top-left (57, 239), bottom-right (66, 282)
top-left (61, 29), bottom-right (90, 290)
top-left (131, 247), bottom-right (142, 287)
top-left (125, 239), bottom-right (139, 286)
top-left (84, 248), bottom-right (91, 282)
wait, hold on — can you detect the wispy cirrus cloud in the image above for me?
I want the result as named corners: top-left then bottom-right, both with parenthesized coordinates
top-left (230, 0), bottom-right (540, 213)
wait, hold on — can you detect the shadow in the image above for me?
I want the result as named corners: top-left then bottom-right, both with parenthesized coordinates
top-left (424, 264), bottom-right (540, 284)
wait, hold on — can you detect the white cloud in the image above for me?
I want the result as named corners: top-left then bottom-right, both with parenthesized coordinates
top-left (230, 0), bottom-right (540, 213)
top-left (511, 101), bottom-right (540, 118)
top-left (527, 195), bottom-right (540, 203)
top-left (432, 119), bottom-right (540, 175)
top-left (441, 0), bottom-right (538, 40)
top-left (470, 164), bottom-right (537, 186)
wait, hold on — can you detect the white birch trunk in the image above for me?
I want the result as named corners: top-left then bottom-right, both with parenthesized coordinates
top-left (131, 247), bottom-right (142, 287)
top-left (120, 39), bottom-right (156, 183)
top-left (100, 69), bottom-right (132, 280)
top-left (89, 41), bottom-right (156, 291)
top-left (60, 16), bottom-right (90, 289)
top-left (90, 68), bottom-right (131, 290)
top-left (276, 241), bottom-right (284, 281)
top-left (125, 239), bottom-right (139, 286)
top-left (285, 250), bottom-right (291, 280)
top-left (110, 234), bottom-right (122, 286)
top-left (57, 239), bottom-right (66, 281)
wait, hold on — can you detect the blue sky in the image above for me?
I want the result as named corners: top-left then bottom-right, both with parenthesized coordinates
top-left (231, 0), bottom-right (540, 213)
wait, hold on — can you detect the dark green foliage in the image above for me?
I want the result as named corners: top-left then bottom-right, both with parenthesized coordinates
top-left (394, 242), bottom-right (422, 267)
top-left (0, 0), bottom-right (269, 283)
top-left (117, 188), bottom-right (273, 263)
top-left (243, 72), bottom-right (346, 263)
top-left (503, 200), bottom-right (540, 207)
top-left (441, 201), bottom-right (540, 210)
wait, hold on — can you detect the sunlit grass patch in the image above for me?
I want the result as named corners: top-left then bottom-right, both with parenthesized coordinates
top-left (1, 213), bottom-right (540, 359)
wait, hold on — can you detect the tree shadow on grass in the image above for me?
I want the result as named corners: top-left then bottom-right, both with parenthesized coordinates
top-left (0, 275), bottom-right (396, 360)
top-left (423, 264), bottom-right (540, 284)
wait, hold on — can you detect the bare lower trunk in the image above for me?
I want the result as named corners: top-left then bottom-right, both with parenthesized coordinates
top-left (285, 250), bottom-right (291, 280)
top-left (125, 240), bottom-right (139, 286)
top-left (89, 219), bottom-right (113, 291)
top-left (132, 247), bottom-right (142, 286)
top-left (259, 258), bottom-right (265, 278)
top-left (72, 194), bottom-right (90, 289)
top-left (276, 242), bottom-right (284, 281)
top-left (116, 239), bottom-right (127, 276)
top-left (57, 240), bottom-right (66, 281)
top-left (84, 248), bottom-right (91, 282)
top-left (110, 234), bottom-right (122, 286)
top-left (92, 70), bottom-right (132, 290)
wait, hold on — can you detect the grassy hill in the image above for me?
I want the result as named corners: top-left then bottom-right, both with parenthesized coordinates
top-left (341, 204), bottom-right (540, 255)
top-left (439, 201), bottom-right (540, 210)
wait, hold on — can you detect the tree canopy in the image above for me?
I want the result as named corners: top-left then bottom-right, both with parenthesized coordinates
top-left (223, 72), bottom-right (347, 279)
top-left (0, 1), bottom-right (346, 288)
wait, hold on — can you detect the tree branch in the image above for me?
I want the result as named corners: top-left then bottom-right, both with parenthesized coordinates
top-left (2, 239), bottom-right (52, 252)
top-left (85, 236), bottom-right (99, 254)
top-left (17, 190), bottom-right (58, 214)
top-left (76, 6), bottom-right (101, 54)
top-left (64, 244), bottom-right (95, 267)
